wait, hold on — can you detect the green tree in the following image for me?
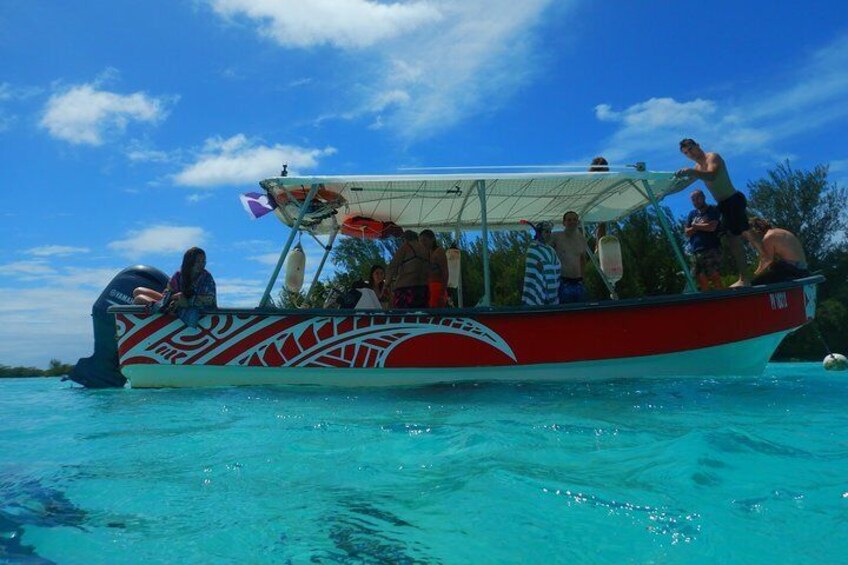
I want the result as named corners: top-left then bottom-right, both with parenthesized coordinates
top-left (0, 359), bottom-right (75, 378)
top-left (0, 364), bottom-right (44, 377)
top-left (44, 359), bottom-right (74, 377)
top-left (330, 237), bottom-right (396, 289)
top-left (613, 207), bottom-right (689, 298)
top-left (747, 161), bottom-right (848, 360)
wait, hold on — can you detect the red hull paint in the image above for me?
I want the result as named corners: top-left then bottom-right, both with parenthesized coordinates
top-left (114, 282), bottom-right (816, 371)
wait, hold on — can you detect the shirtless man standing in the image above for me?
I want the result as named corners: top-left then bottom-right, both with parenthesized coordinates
top-left (749, 218), bottom-right (810, 285)
top-left (550, 211), bottom-right (588, 303)
top-left (677, 138), bottom-right (761, 287)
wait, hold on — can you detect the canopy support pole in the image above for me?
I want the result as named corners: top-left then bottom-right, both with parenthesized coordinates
top-left (454, 183), bottom-right (476, 309)
top-left (639, 179), bottom-right (698, 293)
top-left (477, 179), bottom-right (492, 307)
top-left (259, 183), bottom-right (320, 307)
top-left (454, 226), bottom-right (464, 308)
top-left (306, 218), bottom-right (339, 303)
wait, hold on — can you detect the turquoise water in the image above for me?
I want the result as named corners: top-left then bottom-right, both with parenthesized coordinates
top-left (2, 364), bottom-right (847, 564)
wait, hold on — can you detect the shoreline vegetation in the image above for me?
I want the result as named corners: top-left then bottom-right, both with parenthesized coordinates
top-left (0, 359), bottom-right (73, 378)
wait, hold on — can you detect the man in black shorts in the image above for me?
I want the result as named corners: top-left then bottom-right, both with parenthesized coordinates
top-left (677, 139), bottom-right (763, 287)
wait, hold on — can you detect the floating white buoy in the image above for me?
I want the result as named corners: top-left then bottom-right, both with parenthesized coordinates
top-left (284, 244), bottom-right (306, 292)
top-left (446, 247), bottom-right (461, 289)
top-left (823, 353), bottom-right (848, 371)
top-left (598, 235), bottom-right (624, 284)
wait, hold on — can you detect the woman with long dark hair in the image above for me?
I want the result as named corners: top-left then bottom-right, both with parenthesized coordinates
top-left (368, 264), bottom-right (390, 309)
top-left (133, 247), bottom-right (216, 325)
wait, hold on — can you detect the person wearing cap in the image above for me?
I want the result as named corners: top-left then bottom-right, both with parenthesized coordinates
top-left (521, 221), bottom-right (561, 306)
top-left (550, 211), bottom-right (588, 303)
top-left (677, 138), bottom-right (763, 287)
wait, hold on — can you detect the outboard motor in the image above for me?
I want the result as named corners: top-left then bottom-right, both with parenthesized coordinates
top-left (67, 265), bottom-right (169, 388)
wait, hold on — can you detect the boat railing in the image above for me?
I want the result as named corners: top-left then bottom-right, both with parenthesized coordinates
top-left (108, 275), bottom-right (823, 318)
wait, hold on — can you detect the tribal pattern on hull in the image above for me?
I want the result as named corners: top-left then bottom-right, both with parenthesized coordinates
top-left (116, 313), bottom-right (516, 368)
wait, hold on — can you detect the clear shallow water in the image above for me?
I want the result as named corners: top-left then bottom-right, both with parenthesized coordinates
top-left (2, 364), bottom-right (847, 564)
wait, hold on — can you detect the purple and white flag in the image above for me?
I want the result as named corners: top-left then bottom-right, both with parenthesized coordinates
top-left (239, 192), bottom-right (277, 219)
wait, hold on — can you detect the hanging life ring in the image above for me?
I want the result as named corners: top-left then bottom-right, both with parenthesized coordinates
top-left (341, 216), bottom-right (404, 239)
top-left (273, 185), bottom-right (345, 207)
top-left (271, 185), bottom-right (347, 228)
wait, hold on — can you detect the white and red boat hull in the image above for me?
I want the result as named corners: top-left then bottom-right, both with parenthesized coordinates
top-left (112, 279), bottom-right (818, 388)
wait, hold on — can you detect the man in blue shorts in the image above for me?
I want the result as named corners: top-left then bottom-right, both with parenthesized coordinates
top-left (550, 211), bottom-right (588, 303)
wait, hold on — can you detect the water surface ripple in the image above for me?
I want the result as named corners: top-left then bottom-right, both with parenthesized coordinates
top-left (1, 364), bottom-right (847, 563)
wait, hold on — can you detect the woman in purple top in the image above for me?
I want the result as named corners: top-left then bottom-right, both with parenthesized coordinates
top-left (133, 247), bottom-right (216, 325)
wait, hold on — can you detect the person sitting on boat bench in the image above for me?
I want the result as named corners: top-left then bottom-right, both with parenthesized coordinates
top-left (368, 264), bottom-right (391, 309)
top-left (341, 279), bottom-right (383, 310)
top-left (386, 230), bottom-right (429, 308)
top-left (748, 218), bottom-right (810, 285)
top-left (133, 246), bottom-right (217, 326)
top-left (550, 211), bottom-right (588, 303)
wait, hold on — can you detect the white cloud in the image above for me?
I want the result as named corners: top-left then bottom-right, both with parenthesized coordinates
top-left (126, 147), bottom-right (173, 163)
top-left (248, 252), bottom-right (282, 266)
top-left (25, 245), bottom-right (91, 257)
top-left (208, 0), bottom-right (442, 49)
top-left (375, 0), bottom-right (559, 137)
top-left (0, 82), bottom-right (42, 130)
top-left (288, 77), bottom-right (313, 88)
top-left (829, 159), bottom-right (848, 174)
top-left (829, 159), bottom-right (848, 187)
top-left (0, 265), bottom-right (123, 367)
top-left (0, 260), bottom-right (57, 278)
top-left (40, 81), bottom-right (172, 145)
top-left (172, 134), bottom-right (336, 187)
top-left (207, 0), bottom-right (564, 138)
top-left (0, 286), bottom-right (103, 367)
top-left (594, 34), bottom-right (848, 164)
top-left (0, 82), bottom-right (42, 101)
top-left (186, 193), bottom-right (214, 204)
top-left (108, 225), bottom-right (207, 258)
top-left (216, 276), bottom-right (266, 307)
top-left (592, 97), bottom-right (766, 163)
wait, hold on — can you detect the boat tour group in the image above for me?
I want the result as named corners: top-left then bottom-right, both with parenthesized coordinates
top-left (69, 140), bottom-right (824, 388)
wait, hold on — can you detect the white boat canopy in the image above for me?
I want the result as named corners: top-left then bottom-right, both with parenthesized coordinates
top-left (259, 170), bottom-right (696, 234)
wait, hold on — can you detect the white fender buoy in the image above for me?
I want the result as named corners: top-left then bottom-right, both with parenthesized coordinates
top-left (823, 353), bottom-right (848, 371)
top-left (285, 244), bottom-right (306, 292)
top-left (446, 247), bottom-right (461, 289)
top-left (598, 235), bottom-right (624, 284)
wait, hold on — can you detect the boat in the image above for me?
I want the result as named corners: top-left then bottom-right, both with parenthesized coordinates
top-left (69, 167), bottom-right (822, 388)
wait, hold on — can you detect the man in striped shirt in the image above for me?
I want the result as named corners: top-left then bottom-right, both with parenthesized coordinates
top-left (522, 221), bottom-right (562, 306)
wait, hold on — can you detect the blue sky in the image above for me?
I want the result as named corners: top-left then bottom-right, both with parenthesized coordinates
top-left (1, 0), bottom-right (847, 367)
